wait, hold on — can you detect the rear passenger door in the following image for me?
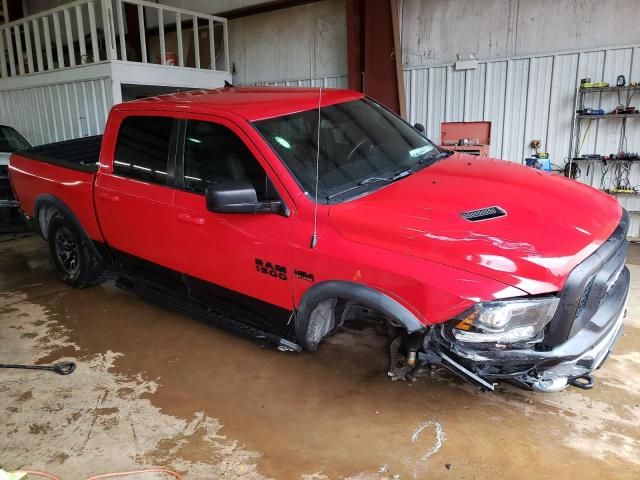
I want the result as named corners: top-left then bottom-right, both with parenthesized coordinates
top-left (172, 117), bottom-right (295, 335)
top-left (95, 114), bottom-right (179, 276)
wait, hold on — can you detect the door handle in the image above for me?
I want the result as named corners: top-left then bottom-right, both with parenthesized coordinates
top-left (177, 213), bottom-right (205, 225)
top-left (97, 192), bottom-right (120, 202)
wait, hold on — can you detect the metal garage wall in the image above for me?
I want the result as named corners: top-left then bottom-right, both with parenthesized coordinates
top-left (229, 0), bottom-right (347, 86)
top-left (0, 77), bottom-right (113, 146)
top-left (403, 44), bottom-right (640, 237)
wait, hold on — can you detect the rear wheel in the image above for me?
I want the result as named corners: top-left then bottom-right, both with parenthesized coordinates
top-left (48, 212), bottom-right (107, 288)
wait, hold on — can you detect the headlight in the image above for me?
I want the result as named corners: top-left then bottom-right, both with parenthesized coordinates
top-left (452, 297), bottom-right (559, 344)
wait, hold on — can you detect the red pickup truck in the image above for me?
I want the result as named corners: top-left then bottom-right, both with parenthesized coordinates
top-left (9, 87), bottom-right (630, 392)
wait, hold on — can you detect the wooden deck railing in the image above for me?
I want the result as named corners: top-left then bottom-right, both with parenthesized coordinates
top-left (0, 0), bottom-right (229, 79)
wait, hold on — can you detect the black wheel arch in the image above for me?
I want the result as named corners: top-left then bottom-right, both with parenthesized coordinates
top-left (34, 194), bottom-right (107, 264)
top-left (295, 280), bottom-right (426, 349)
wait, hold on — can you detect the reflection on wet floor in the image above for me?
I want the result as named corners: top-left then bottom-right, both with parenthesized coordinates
top-left (1, 234), bottom-right (639, 480)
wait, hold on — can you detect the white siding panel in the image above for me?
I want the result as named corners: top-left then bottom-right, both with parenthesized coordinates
top-left (447, 66), bottom-right (465, 122)
top-left (404, 68), bottom-right (428, 127)
top-left (427, 67), bottom-right (446, 143)
top-left (483, 61), bottom-right (508, 158)
top-left (524, 56), bottom-right (553, 157)
top-left (547, 53), bottom-right (578, 166)
top-left (575, 50), bottom-right (606, 155)
top-left (596, 49), bottom-right (634, 155)
top-left (626, 47), bottom-right (640, 158)
top-left (0, 77), bottom-right (113, 145)
top-left (464, 62), bottom-right (486, 122)
top-left (501, 58), bottom-right (529, 163)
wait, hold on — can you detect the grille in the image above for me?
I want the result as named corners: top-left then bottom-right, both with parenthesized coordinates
top-left (543, 211), bottom-right (629, 346)
top-left (574, 277), bottom-right (594, 319)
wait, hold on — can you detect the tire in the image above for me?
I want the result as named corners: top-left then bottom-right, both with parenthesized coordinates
top-left (299, 298), bottom-right (339, 351)
top-left (47, 212), bottom-right (107, 288)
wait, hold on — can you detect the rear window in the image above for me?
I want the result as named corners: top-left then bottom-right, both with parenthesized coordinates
top-left (114, 116), bottom-right (174, 185)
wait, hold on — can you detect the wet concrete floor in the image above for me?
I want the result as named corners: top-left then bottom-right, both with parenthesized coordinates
top-left (1, 234), bottom-right (639, 479)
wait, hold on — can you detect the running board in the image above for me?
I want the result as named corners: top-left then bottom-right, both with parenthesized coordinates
top-left (115, 276), bottom-right (302, 353)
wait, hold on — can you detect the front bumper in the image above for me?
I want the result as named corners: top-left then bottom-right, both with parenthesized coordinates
top-left (427, 212), bottom-right (631, 392)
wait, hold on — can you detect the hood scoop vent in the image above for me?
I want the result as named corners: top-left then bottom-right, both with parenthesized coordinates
top-left (460, 206), bottom-right (507, 222)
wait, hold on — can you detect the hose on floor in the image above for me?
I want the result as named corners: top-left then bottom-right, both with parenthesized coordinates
top-left (1, 468), bottom-right (183, 480)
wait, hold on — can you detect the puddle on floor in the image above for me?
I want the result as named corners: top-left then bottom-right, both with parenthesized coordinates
top-left (1, 235), bottom-right (639, 479)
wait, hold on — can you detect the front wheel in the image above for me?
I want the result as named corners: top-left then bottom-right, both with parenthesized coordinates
top-left (48, 212), bottom-right (107, 288)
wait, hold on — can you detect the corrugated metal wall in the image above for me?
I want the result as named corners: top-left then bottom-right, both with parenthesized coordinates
top-left (0, 77), bottom-right (113, 146)
top-left (403, 44), bottom-right (640, 238)
top-left (251, 75), bottom-right (348, 89)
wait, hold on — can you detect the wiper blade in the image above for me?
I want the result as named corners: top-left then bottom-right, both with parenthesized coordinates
top-left (327, 150), bottom-right (450, 201)
top-left (328, 170), bottom-right (412, 200)
top-left (327, 176), bottom-right (389, 200)
top-left (432, 150), bottom-right (453, 160)
top-left (358, 176), bottom-right (391, 186)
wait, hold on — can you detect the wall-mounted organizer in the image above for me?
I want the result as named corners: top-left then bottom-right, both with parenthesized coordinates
top-left (567, 83), bottom-right (640, 235)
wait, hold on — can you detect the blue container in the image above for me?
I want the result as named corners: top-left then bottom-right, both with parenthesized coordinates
top-left (525, 157), bottom-right (551, 171)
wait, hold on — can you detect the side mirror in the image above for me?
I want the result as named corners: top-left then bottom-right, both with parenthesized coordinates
top-left (205, 181), bottom-right (283, 214)
top-left (414, 123), bottom-right (426, 134)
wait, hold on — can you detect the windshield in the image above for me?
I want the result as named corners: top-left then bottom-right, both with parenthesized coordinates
top-left (0, 126), bottom-right (31, 152)
top-left (254, 98), bottom-right (441, 203)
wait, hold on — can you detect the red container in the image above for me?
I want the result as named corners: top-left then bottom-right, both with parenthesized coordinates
top-left (440, 121), bottom-right (491, 157)
top-left (440, 121), bottom-right (491, 145)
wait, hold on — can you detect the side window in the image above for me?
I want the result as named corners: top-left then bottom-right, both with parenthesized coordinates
top-left (183, 120), bottom-right (278, 201)
top-left (114, 116), bottom-right (174, 185)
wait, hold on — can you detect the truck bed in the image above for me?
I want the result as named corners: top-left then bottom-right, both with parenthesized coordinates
top-left (8, 135), bottom-right (104, 242)
top-left (16, 135), bottom-right (102, 173)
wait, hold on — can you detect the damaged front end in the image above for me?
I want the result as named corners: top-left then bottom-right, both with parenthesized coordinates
top-left (390, 212), bottom-right (630, 393)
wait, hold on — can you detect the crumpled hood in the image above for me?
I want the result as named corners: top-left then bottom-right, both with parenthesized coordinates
top-left (329, 154), bottom-right (622, 294)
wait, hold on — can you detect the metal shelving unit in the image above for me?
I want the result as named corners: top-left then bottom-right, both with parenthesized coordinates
top-left (567, 84), bottom-right (640, 200)
top-left (570, 84), bottom-right (640, 160)
top-left (576, 113), bottom-right (640, 119)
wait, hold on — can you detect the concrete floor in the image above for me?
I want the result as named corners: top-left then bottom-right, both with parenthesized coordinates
top-left (1, 234), bottom-right (639, 480)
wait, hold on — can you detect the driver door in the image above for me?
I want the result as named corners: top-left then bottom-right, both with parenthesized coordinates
top-left (171, 116), bottom-right (295, 335)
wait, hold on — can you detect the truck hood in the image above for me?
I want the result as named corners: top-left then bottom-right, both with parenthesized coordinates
top-left (329, 154), bottom-right (622, 294)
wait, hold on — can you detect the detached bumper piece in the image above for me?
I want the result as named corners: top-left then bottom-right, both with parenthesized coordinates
top-left (426, 211), bottom-right (630, 392)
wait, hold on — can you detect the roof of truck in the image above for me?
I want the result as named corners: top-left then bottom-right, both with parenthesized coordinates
top-left (116, 86), bottom-right (364, 122)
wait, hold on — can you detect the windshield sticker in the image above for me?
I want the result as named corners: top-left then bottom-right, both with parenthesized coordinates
top-left (409, 146), bottom-right (431, 158)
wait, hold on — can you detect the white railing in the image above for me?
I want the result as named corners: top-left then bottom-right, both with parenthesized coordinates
top-left (1, 1), bottom-right (8, 25)
top-left (116, 0), bottom-right (228, 70)
top-left (0, 0), bottom-right (229, 79)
